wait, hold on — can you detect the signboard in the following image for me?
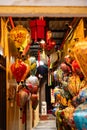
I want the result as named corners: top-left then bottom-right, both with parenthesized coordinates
top-left (0, 0), bottom-right (87, 6)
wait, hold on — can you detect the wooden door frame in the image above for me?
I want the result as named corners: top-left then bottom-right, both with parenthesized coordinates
top-left (0, 6), bottom-right (87, 17)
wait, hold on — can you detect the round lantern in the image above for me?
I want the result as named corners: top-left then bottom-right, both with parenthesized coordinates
top-left (10, 25), bottom-right (30, 49)
top-left (26, 75), bottom-right (39, 86)
top-left (32, 86), bottom-right (38, 94)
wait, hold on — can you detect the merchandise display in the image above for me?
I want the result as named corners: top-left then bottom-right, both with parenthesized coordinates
top-left (52, 49), bottom-right (87, 130)
top-left (8, 17), bottom-right (87, 129)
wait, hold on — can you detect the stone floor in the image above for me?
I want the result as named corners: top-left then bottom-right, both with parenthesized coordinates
top-left (32, 114), bottom-right (57, 130)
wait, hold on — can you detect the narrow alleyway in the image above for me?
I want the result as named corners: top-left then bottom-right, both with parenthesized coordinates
top-left (32, 114), bottom-right (57, 130)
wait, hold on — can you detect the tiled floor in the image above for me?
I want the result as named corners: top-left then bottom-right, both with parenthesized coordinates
top-left (32, 115), bottom-right (57, 130)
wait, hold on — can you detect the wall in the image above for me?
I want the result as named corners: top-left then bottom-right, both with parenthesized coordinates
top-left (0, 18), bottom-right (34, 130)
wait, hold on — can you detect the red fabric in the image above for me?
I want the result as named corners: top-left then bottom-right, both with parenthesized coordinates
top-left (32, 86), bottom-right (38, 94)
top-left (45, 39), bottom-right (56, 51)
top-left (30, 19), bottom-right (46, 40)
top-left (11, 60), bottom-right (27, 82)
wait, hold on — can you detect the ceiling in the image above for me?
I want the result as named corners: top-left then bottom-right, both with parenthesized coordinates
top-left (8, 17), bottom-right (82, 58)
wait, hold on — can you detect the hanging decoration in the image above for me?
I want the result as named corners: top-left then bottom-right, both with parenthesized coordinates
top-left (19, 30), bottom-right (31, 54)
top-left (8, 17), bottom-right (41, 121)
top-left (26, 75), bottom-right (39, 87)
top-left (10, 59), bottom-right (28, 83)
top-left (16, 86), bottom-right (30, 109)
top-left (10, 25), bottom-right (30, 49)
top-left (30, 18), bottom-right (46, 42)
top-left (73, 40), bottom-right (87, 80)
top-left (26, 75), bottom-right (39, 109)
top-left (45, 30), bottom-right (56, 53)
top-left (16, 85), bottom-right (30, 124)
top-left (39, 30), bottom-right (56, 86)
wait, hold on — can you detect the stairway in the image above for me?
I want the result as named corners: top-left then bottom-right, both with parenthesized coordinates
top-left (40, 114), bottom-right (56, 120)
top-left (32, 119), bottom-right (57, 130)
top-left (32, 114), bottom-right (57, 130)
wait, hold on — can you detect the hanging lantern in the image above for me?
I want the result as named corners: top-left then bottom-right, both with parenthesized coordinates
top-left (11, 59), bottom-right (27, 83)
top-left (26, 75), bottom-right (39, 86)
top-left (29, 18), bottom-right (46, 41)
top-left (26, 83), bottom-right (38, 94)
top-left (10, 25), bottom-right (30, 49)
top-left (16, 87), bottom-right (30, 109)
top-left (45, 31), bottom-right (56, 51)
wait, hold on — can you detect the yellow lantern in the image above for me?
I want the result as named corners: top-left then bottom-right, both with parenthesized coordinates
top-left (10, 25), bottom-right (30, 49)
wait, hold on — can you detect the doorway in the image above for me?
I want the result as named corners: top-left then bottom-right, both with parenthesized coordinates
top-left (0, 55), bottom-right (6, 130)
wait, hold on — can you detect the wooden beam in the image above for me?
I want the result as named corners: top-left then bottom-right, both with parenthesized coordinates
top-left (0, 6), bottom-right (87, 17)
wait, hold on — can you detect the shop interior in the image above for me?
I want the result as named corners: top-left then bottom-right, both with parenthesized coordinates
top-left (0, 16), bottom-right (87, 130)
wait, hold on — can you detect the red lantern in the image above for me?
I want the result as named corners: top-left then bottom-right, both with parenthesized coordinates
top-left (30, 19), bottom-right (46, 41)
top-left (11, 59), bottom-right (27, 83)
top-left (45, 31), bottom-right (56, 51)
top-left (45, 39), bottom-right (56, 51)
top-left (32, 86), bottom-right (38, 94)
top-left (26, 82), bottom-right (38, 94)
